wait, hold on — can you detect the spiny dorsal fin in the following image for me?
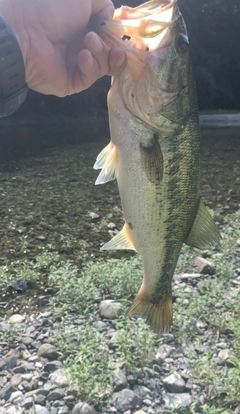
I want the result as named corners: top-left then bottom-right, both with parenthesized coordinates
top-left (101, 223), bottom-right (136, 251)
top-left (140, 133), bottom-right (163, 184)
top-left (185, 198), bottom-right (221, 249)
top-left (94, 143), bottom-right (118, 185)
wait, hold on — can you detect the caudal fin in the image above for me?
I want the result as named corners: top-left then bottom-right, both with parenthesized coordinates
top-left (126, 293), bottom-right (172, 333)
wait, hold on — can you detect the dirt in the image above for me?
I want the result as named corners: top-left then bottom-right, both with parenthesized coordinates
top-left (0, 125), bottom-right (239, 316)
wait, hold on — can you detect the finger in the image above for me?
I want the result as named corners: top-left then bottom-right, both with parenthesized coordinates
top-left (108, 46), bottom-right (127, 76)
top-left (74, 49), bottom-right (99, 91)
top-left (84, 32), bottom-right (110, 75)
top-left (91, 0), bottom-right (114, 19)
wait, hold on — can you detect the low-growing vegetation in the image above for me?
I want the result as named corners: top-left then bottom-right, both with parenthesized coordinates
top-left (1, 209), bottom-right (240, 411)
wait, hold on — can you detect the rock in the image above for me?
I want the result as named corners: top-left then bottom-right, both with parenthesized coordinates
top-left (163, 393), bottom-right (193, 410)
top-left (89, 212), bottom-right (100, 220)
top-left (8, 314), bottom-right (25, 323)
top-left (72, 402), bottom-right (97, 414)
top-left (113, 389), bottom-right (142, 413)
top-left (99, 300), bottom-right (122, 319)
top-left (50, 369), bottom-right (70, 387)
top-left (163, 372), bottom-right (186, 393)
top-left (34, 405), bottom-right (50, 414)
top-left (9, 279), bottom-right (27, 293)
top-left (155, 344), bottom-right (175, 361)
top-left (9, 390), bottom-right (23, 402)
top-left (19, 336), bottom-right (34, 345)
top-left (46, 388), bottom-right (65, 400)
top-left (133, 385), bottom-right (151, 399)
top-left (44, 360), bottom-right (62, 372)
top-left (113, 369), bottom-right (128, 392)
top-left (195, 257), bottom-right (215, 274)
top-left (0, 356), bottom-right (18, 371)
top-left (134, 411), bottom-right (148, 414)
top-left (22, 397), bottom-right (33, 409)
top-left (0, 385), bottom-right (17, 400)
top-left (10, 374), bottom-right (22, 387)
top-left (37, 344), bottom-right (59, 360)
top-left (218, 349), bottom-right (234, 366)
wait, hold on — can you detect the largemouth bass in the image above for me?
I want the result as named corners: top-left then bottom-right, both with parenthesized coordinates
top-left (93, 0), bottom-right (220, 333)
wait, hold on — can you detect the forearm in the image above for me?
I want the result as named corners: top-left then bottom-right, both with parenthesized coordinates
top-left (0, 1), bottom-right (28, 117)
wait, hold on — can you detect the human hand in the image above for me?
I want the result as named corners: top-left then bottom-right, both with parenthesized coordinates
top-left (0, 0), bottom-right (126, 96)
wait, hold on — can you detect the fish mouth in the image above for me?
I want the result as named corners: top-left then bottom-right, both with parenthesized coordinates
top-left (90, 0), bottom-right (180, 53)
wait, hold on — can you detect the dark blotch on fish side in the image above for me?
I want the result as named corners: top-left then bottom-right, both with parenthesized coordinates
top-left (122, 35), bottom-right (131, 41)
top-left (140, 133), bottom-right (163, 184)
top-left (128, 222), bottom-right (133, 230)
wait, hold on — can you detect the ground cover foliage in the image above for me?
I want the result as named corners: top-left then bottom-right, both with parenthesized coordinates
top-left (0, 208), bottom-right (240, 412)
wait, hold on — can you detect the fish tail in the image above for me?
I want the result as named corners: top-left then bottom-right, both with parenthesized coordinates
top-left (126, 292), bottom-right (172, 333)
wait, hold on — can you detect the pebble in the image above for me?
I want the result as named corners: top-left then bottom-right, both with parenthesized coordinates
top-left (113, 389), bottom-right (142, 413)
top-left (8, 314), bottom-right (25, 324)
top-left (113, 369), bottom-right (128, 392)
top-left (163, 372), bottom-right (186, 393)
top-left (72, 402), bottom-right (97, 414)
top-left (162, 393), bottom-right (193, 409)
top-left (37, 344), bottom-right (59, 360)
top-left (155, 344), bottom-right (175, 361)
top-left (195, 257), bottom-right (215, 274)
top-left (99, 300), bottom-right (123, 319)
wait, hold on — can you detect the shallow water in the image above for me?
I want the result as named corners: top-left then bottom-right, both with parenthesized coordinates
top-left (0, 125), bottom-right (239, 316)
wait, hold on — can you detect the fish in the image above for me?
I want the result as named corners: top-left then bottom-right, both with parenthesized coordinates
top-left (93, 0), bottom-right (220, 333)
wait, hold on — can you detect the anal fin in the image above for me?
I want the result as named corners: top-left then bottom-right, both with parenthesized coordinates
top-left (101, 223), bottom-right (136, 251)
top-left (126, 292), bottom-right (172, 333)
top-left (94, 142), bottom-right (118, 185)
top-left (185, 198), bottom-right (221, 249)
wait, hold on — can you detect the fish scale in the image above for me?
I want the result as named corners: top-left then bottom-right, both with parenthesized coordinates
top-left (93, 0), bottom-right (220, 333)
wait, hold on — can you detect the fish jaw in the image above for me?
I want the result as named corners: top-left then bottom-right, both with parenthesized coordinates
top-left (93, 0), bottom-right (193, 135)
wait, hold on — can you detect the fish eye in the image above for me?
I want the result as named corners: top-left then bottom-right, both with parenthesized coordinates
top-left (176, 34), bottom-right (189, 54)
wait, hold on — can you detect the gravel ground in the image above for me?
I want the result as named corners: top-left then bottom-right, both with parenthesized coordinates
top-left (0, 126), bottom-right (240, 414)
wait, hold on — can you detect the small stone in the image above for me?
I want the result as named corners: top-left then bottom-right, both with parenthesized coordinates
top-left (72, 402), bottom-right (97, 414)
top-left (10, 374), bottom-right (22, 387)
top-left (134, 411), bottom-right (148, 414)
top-left (19, 336), bottom-right (34, 345)
top-left (99, 300), bottom-right (122, 319)
top-left (9, 390), bottom-right (23, 402)
top-left (163, 393), bottom-right (193, 410)
top-left (155, 344), bottom-right (175, 361)
top-left (0, 356), bottom-right (18, 371)
top-left (50, 369), bottom-right (70, 387)
top-left (34, 405), bottom-right (50, 414)
top-left (21, 396), bottom-right (33, 409)
top-left (113, 369), bottom-right (128, 392)
top-left (46, 388), bottom-right (65, 400)
top-left (8, 314), bottom-right (25, 323)
top-left (36, 235), bottom-right (47, 241)
top-left (195, 257), bottom-right (215, 274)
top-left (163, 372), bottom-right (185, 393)
top-left (0, 385), bottom-right (17, 400)
top-left (38, 296), bottom-right (50, 307)
top-left (34, 394), bottom-right (47, 405)
top-left (218, 349), bottom-right (234, 366)
top-left (39, 371), bottom-right (50, 381)
top-left (44, 360), bottom-right (62, 372)
top-left (37, 344), bottom-right (59, 360)
top-left (113, 389), bottom-right (142, 413)
top-left (9, 279), bottom-right (27, 293)
top-left (133, 385), bottom-right (151, 399)
top-left (89, 212), bottom-right (100, 220)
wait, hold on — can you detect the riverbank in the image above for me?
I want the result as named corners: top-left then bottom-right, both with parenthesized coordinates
top-left (200, 113), bottom-right (240, 127)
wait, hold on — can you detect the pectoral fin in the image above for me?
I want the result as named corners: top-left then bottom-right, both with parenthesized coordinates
top-left (140, 133), bottom-right (163, 184)
top-left (94, 142), bottom-right (118, 185)
top-left (101, 223), bottom-right (136, 251)
top-left (185, 198), bottom-right (221, 249)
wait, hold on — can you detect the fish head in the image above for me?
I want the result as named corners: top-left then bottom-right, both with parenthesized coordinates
top-left (93, 0), bottom-right (197, 135)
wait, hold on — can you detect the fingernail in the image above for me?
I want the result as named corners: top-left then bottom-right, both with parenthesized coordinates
top-left (115, 51), bottom-right (126, 67)
top-left (89, 33), bottom-right (103, 53)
